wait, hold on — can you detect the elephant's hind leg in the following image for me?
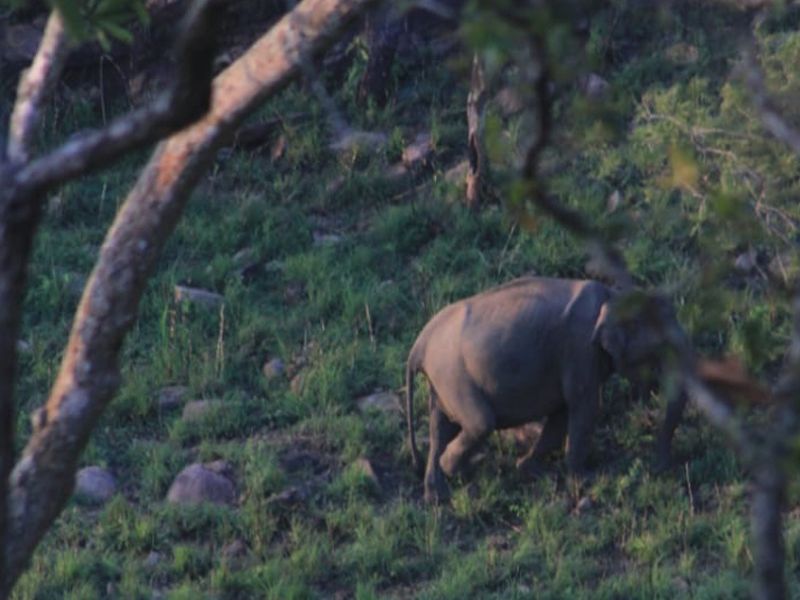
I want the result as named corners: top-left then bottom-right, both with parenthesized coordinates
top-left (438, 387), bottom-right (495, 478)
top-left (424, 393), bottom-right (459, 504)
top-left (516, 408), bottom-right (567, 478)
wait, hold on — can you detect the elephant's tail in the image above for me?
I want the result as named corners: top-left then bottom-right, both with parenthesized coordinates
top-left (405, 349), bottom-right (423, 477)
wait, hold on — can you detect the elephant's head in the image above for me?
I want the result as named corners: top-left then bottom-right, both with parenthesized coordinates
top-left (593, 291), bottom-right (683, 381)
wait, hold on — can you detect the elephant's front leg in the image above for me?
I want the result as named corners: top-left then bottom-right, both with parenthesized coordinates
top-left (565, 386), bottom-right (600, 475)
top-left (424, 400), bottom-right (459, 505)
top-left (516, 408), bottom-right (567, 478)
top-left (654, 389), bottom-right (688, 471)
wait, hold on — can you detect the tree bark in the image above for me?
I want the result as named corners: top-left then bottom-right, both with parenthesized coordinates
top-left (357, 5), bottom-right (403, 106)
top-left (2, 0), bottom-right (376, 593)
top-left (465, 53), bottom-right (487, 209)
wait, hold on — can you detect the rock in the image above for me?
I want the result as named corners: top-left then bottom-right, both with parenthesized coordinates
top-left (444, 160), bottom-right (469, 185)
top-left (665, 42), bottom-right (699, 65)
top-left (734, 249), bottom-right (758, 273)
top-left (262, 358), bottom-right (286, 380)
top-left (356, 391), bottom-right (401, 414)
top-left (574, 496), bottom-right (593, 515)
top-left (607, 189), bottom-right (622, 213)
top-left (156, 386), bottom-right (189, 411)
top-left (402, 133), bottom-right (433, 169)
top-left (271, 134), bottom-right (287, 161)
top-left (232, 247), bottom-right (256, 267)
top-left (221, 539), bottom-right (248, 561)
top-left (579, 73), bottom-right (610, 100)
top-left (174, 285), bottom-right (224, 308)
top-left (166, 463), bottom-right (236, 506)
top-left (769, 252), bottom-right (798, 285)
top-left (386, 163), bottom-right (409, 180)
top-left (267, 485), bottom-right (309, 506)
top-left (493, 86), bottom-right (525, 117)
top-left (329, 130), bottom-right (388, 153)
top-left (181, 399), bottom-right (223, 422)
top-left (313, 232), bottom-right (343, 246)
top-left (351, 457), bottom-right (380, 487)
top-left (144, 551), bottom-right (162, 569)
top-left (75, 466), bottom-right (117, 504)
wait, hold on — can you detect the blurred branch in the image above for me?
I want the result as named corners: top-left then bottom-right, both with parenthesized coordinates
top-left (12, 0), bottom-right (218, 196)
top-left (6, 10), bottom-right (73, 164)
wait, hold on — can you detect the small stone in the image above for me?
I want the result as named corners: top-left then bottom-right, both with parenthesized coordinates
top-left (665, 42), bottom-right (699, 65)
top-left (329, 130), bottom-right (388, 153)
top-left (574, 496), bottom-right (593, 515)
top-left (144, 551), bottom-right (162, 568)
top-left (734, 249), bottom-right (758, 273)
top-left (75, 466), bottom-right (117, 504)
top-left (181, 399), bottom-right (223, 422)
top-left (166, 463), bottom-right (236, 506)
top-left (493, 86), bottom-right (525, 117)
top-left (351, 457), bottom-right (380, 487)
top-left (444, 160), bottom-right (469, 185)
top-left (271, 134), bottom-right (287, 161)
top-left (262, 358), bottom-right (285, 380)
top-left (16, 339), bottom-right (32, 354)
top-left (174, 285), bottom-right (224, 308)
top-left (267, 485), bottom-right (309, 506)
top-left (356, 391), bottom-right (401, 414)
top-left (402, 133), bottom-right (433, 168)
top-left (607, 189), bottom-right (622, 213)
top-left (580, 73), bottom-right (610, 100)
top-left (232, 247), bottom-right (256, 267)
top-left (221, 539), bottom-right (248, 561)
top-left (313, 232), bottom-right (343, 246)
top-left (386, 163), bottom-right (409, 180)
top-left (156, 386), bottom-right (189, 411)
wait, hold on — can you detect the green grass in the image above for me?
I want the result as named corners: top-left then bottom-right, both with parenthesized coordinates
top-left (10, 1), bottom-right (800, 597)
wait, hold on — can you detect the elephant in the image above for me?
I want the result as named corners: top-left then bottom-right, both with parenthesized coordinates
top-left (404, 275), bottom-right (687, 504)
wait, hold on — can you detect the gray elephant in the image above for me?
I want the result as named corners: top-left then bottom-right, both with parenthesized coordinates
top-left (405, 275), bottom-right (687, 504)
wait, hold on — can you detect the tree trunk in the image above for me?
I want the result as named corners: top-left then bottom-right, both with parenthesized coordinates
top-left (1, 0), bottom-right (376, 593)
top-left (465, 53), bottom-right (487, 209)
top-left (357, 5), bottom-right (403, 106)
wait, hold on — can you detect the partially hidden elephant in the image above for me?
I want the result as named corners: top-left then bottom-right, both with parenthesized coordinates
top-left (405, 276), bottom-right (687, 504)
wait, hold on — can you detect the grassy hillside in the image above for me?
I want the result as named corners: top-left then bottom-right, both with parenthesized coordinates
top-left (10, 2), bottom-right (800, 598)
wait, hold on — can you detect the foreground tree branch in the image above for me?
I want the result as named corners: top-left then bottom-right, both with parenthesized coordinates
top-left (0, 0), bottom-right (220, 593)
top-left (6, 11), bottom-right (73, 164)
top-left (2, 0), bottom-right (377, 593)
top-left (0, 10), bottom-right (75, 596)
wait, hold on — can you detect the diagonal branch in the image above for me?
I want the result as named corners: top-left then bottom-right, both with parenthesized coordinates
top-left (6, 11), bottom-right (73, 164)
top-left (12, 0), bottom-right (218, 196)
top-left (3, 0), bottom-right (377, 593)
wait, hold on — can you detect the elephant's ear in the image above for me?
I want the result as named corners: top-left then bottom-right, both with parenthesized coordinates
top-left (593, 302), bottom-right (625, 369)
